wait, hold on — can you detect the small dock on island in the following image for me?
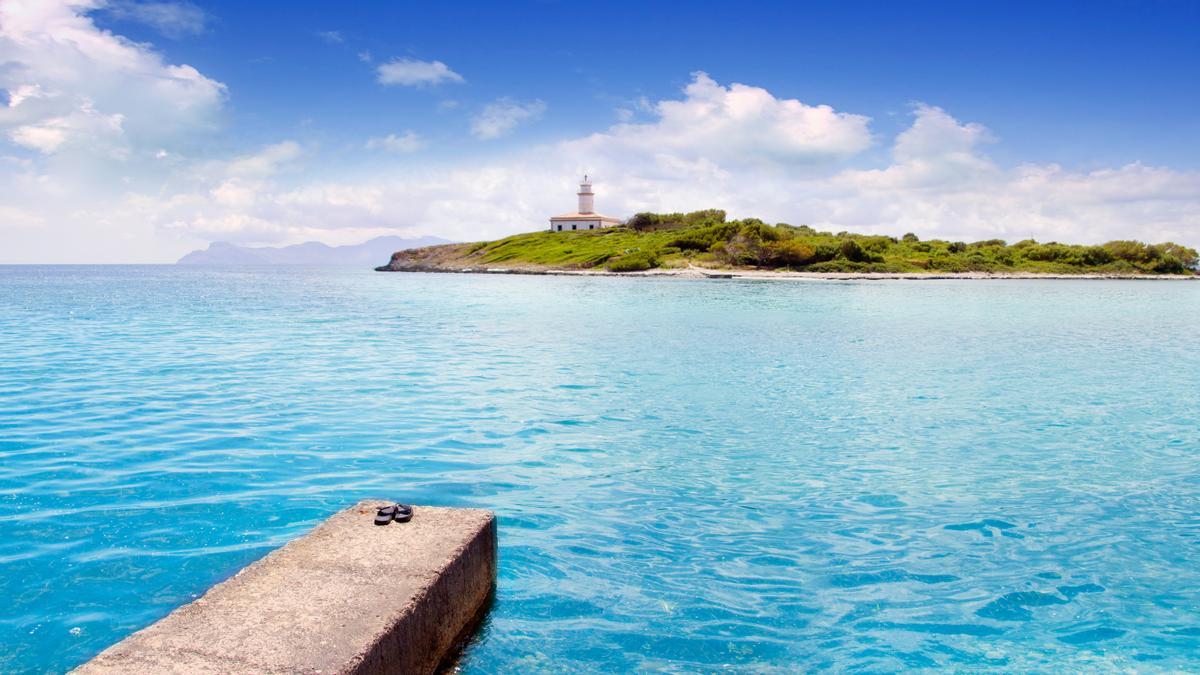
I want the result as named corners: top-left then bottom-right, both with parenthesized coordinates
top-left (75, 501), bottom-right (496, 675)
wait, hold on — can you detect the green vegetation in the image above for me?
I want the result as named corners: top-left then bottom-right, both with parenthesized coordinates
top-left (460, 210), bottom-right (1199, 275)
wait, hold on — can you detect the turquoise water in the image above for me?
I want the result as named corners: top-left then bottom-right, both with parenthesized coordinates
top-left (2, 266), bottom-right (1199, 673)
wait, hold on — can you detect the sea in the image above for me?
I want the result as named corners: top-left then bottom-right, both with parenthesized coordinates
top-left (1, 265), bottom-right (1198, 672)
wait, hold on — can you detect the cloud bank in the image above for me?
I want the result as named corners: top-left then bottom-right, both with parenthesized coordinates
top-left (156, 73), bottom-right (1193, 252)
top-left (0, 1), bottom-right (1197, 262)
top-left (0, 0), bottom-right (227, 261)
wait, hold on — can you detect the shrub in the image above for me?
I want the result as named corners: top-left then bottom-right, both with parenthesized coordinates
top-left (713, 233), bottom-right (767, 266)
top-left (863, 261), bottom-right (912, 273)
top-left (668, 222), bottom-right (735, 251)
top-left (813, 243), bottom-right (840, 263)
top-left (1153, 242), bottom-right (1199, 269)
top-left (1080, 246), bottom-right (1114, 266)
top-left (902, 232), bottom-right (920, 242)
top-left (839, 239), bottom-right (867, 262)
top-left (1103, 240), bottom-right (1156, 264)
top-left (736, 219), bottom-right (783, 243)
top-left (1152, 255), bottom-right (1186, 274)
top-left (990, 248), bottom-right (1015, 266)
top-left (965, 251), bottom-right (997, 271)
top-left (684, 209), bottom-right (727, 226)
top-left (929, 256), bottom-right (969, 273)
top-left (806, 260), bottom-right (866, 273)
top-left (628, 207), bottom-right (720, 230)
top-left (765, 240), bottom-right (817, 267)
top-left (779, 224), bottom-right (817, 236)
top-left (1023, 244), bottom-right (1072, 262)
top-left (606, 250), bottom-right (659, 272)
top-left (627, 212), bottom-right (657, 231)
top-left (860, 236), bottom-right (895, 253)
top-left (627, 209), bottom-right (726, 232)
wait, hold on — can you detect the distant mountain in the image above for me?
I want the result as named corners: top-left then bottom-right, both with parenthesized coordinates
top-left (177, 235), bottom-right (452, 266)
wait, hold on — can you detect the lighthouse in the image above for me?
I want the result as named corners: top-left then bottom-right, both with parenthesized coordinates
top-left (549, 175), bottom-right (621, 232)
top-left (577, 177), bottom-right (594, 214)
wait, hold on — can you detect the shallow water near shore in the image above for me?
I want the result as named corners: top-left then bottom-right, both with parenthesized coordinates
top-left (2, 266), bottom-right (1199, 672)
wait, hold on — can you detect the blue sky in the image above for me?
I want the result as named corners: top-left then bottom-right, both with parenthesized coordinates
top-left (2, 0), bottom-right (1198, 262)
top-left (99, 1), bottom-right (1200, 167)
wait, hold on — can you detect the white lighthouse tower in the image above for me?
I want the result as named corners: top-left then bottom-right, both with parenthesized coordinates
top-left (549, 175), bottom-right (621, 232)
top-left (577, 177), bottom-right (594, 214)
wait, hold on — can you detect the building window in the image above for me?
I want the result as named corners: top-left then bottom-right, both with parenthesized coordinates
top-left (589, 224), bottom-right (594, 229)
top-left (572, 224), bottom-right (577, 230)
top-left (557, 224), bottom-right (562, 231)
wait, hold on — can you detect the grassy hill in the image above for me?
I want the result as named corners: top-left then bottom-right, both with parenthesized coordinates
top-left (380, 210), bottom-right (1199, 276)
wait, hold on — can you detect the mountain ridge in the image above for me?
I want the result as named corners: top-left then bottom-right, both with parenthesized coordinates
top-left (178, 235), bottom-right (451, 265)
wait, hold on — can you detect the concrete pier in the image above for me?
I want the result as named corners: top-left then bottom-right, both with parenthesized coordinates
top-left (75, 501), bottom-right (496, 675)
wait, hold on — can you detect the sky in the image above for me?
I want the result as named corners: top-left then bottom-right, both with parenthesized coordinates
top-left (1, 0), bottom-right (1198, 263)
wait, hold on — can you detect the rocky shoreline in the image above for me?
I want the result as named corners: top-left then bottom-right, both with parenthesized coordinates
top-left (375, 260), bottom-right (1197, 281)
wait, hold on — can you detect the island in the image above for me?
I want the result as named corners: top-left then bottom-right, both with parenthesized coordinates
top-left (376, 210), bottom-right (1198, 278)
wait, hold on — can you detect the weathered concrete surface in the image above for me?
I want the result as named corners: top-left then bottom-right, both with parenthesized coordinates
top-left (75, 501), bottom-right (496, 675)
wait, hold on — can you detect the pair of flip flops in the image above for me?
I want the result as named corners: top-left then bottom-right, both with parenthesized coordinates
top-left (374, 503), bottom-right (413, 525)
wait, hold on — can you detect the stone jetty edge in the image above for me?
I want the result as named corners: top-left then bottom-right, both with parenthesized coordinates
top-left (75, 501), bottom-right (497, 675)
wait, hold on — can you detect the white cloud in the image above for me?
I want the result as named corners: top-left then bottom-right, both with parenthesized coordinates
top-left (8, 97), bottom-right (127, 156)
top-left (6, 84), bottom-right (45, 108)
top-left (366, 131), bottom-right (424, 153)
top-left (0, 0), bottom-right (227, 261)
top-left (583, 72), bottom-right (872, 166)
top-left (316, 30), bottom-right (343, 44)
top-left (210, 178), bottom-right (258, 208)
top-left (376, 58), bottom-right (463, 87)
top-left (102, 1), bottom-right (208, 38)
top-left (143, 75), bottom-right (1198, 252)
top-left (893, 103), bottom-right (992, 163)
top-left (357, 50), bottom-right (372, 63)
top-left (0, 0), bottom-right (226, 153)
top-left (225, 140), bottom-right (302, 177)
top-left (9, 120), bottom-right (69, 153)
top-left (470, 98), bottom-right (546, 140)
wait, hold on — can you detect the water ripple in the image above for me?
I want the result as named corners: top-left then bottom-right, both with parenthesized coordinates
top-left (0, 267), bottom-right (1198, 672)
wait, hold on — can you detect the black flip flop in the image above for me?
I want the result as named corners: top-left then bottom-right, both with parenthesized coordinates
top-left (375, 504), bottom-right (398, 525)
top-left (393, 504), bottom-right (413, 523)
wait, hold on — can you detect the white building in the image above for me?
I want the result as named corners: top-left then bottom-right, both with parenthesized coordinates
top-left (549, 176), bottom-right (621, 232)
